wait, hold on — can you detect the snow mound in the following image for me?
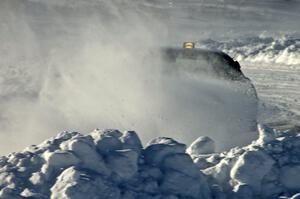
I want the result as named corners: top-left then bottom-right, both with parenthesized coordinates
top-left (198, 35), bottom-right (300, 66)
top-left (1, 125), bottom-right (300, 199)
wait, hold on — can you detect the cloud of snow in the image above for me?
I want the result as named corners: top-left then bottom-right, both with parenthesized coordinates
top-left (0, 0), bottom-right (260, 155)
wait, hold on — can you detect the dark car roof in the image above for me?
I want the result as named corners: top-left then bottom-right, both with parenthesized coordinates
top-left (160, 47), bottom-right (247, 81)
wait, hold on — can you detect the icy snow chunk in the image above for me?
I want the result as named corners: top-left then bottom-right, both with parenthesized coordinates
top-left (55, 131), bottom-right (80, 142)
top-left (37, 132), bottom-right (80, 153)
top-left (0, 187), bottom-right (22, 199)
top-left (139, 166), bottom-right (163, 180)
top-left (230, 150), bottom-right (275, 193)
top-left (192, 156), bottom-right (214, 170)
top-left (51, 166), bottom-right (120, 199)
top-left (210, 184), bottom-right (226, 199)
top-left (120, 131), bottom-right (143, 153)
top-left (144, 137), bottom-right (186, 166)
top-left (60, 136), bottom-right (111, 176)
top-left (292, 135), bottom-right (300, 148)
top-left (280, 165), bottom-right (300, 190)
top-left (20, 188), bottom-right (46, 198)
top-left (0, 172), bottom-right (13, 187)
top-left (162, 195), bottom-right (178, 199)
top-left (29, 163), bottom-right (56, 184)
top-left (291, 193), bottom-right (300, 199)
top-left (232, 184), bottom-right (253, 199)
top-left (142, 179), bottom-right (159, 194)
top-left (135, 193), bottom-right (161, 199)
top-left (2, 126), bottom-right (299, 199)
top-left (256, 125), bottom-right (276, 145)
top-left (91, 129), bottom-right (123, 154)
top-left (161, 153), bottom-right (212, 198)
top-left (160, 170), bottom-right (208, 199)
top-left (260, 167), bottom-right (282, 198)
top-left (43, 150), bottom-right (80, 168)
top-left (41, 163), bottom-right (56, 180)
top-left (187, 136), bottom-right (215, 155)
top-left (203, 158), bottom-right (233, 186)
top-left (106, 149), bottom-right (138, 181)
top-left (29, 172), bottom-right (45, 186)
top-left (0, 156), bottom-right (8, 167)
top-left (147, 137), bottom-right (184, 146)
top-left (162, 153), bottom-right (201, 177)
top-left (121, 190), bottom-right (136, 199)
top-left (192, 153), bottom-right (222, 170)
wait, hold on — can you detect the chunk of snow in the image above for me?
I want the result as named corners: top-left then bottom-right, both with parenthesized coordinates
top-left (160, 170), bottom-right (208, 199)
top-left (144, 137), bottom-right (186, 166)
top-left (29, 172), bottom-right (45, 186)
top-left (160, 170), bottom-right (199, 197)
top-left (256, 124), bottom-right (276, 145)
top-left (1, 126), bottom-right (300, 199)
top-left (106, 149), bottom-right (138, 181)
top-left (0, 187), bottom-right (23, 199)
top-left (280, 165), bottom-right (300, 190)
top-left (187, 136), bottom-right (215, 155)
top-left (139, 166), bottom-right (163, 180)
top-left (232, 184), bottom-right (253, 199)
top-left (120, 131), bottom-right (143, 153)
top-left (91, 129), bottom-right (123, 155)
top-left (162, 153), bottom-right (201, 177)
top-left (230, 150), bottom-right (275, 193)
top-left (60, 136), bottom-right (111, 176)
top-left (50, 167), bottom-right (120, 199)
top-left (291, 193), bottom-right (300, 199)
top-left (42, 150), bottom-right (80, 168)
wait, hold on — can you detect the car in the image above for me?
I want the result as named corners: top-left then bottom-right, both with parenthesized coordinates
top-left (161, 42), bottom-right (249, 81)
top-left (152, 42), bottom-right (259, 150)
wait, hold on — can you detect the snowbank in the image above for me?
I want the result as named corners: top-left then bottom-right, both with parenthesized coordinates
top-left (1, 125), bottom-right (300, 199)
top-left (198, 35), bottom-right (300, 66)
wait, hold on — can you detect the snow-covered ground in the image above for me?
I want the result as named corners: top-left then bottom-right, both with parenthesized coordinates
top-left (198, 36), bottom-right (300, 131)
top-left (245, 63), bottom-right (300, 131)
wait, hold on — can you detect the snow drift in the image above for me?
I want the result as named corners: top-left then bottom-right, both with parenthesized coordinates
top-left (1, 125), bottom-right (300, 199)
top-left (198, 35), bottom-right (300, 66)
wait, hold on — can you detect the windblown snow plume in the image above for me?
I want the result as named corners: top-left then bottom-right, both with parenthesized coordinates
top-left (0, 0), bottom-right (260, 154)
top-left (198, 35), bottom-right (300, 66)
top-left (1, 126), bottom-right (300, 199)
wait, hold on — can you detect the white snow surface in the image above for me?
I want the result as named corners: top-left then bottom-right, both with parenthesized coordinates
top-left (198, 35), bottom-right (300, 131)
top-left (1, 126), bottom-right (300, 199)
top-left (198, 35), bottom-right (300, 66)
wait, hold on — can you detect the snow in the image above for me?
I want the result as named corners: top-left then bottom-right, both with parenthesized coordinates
top-left (0, 1), bottom-right (300, 198)
top-left (197, 35), bottom-right (300, 132)
top-left (106, 149), bottom-right (139, 181)
top-left (144, 137), bottom-right (186, 166)
top-left (120, 131), bottom-right (143, 154)
top-left (230, 150), bottom-right (275, 194)
top-left (42, 150), bottom-right (80, 168)
top-left (60, 135), bottom-right (111, 176)
top-left (280, 165), bottom-right (300, 190)
top-left (187, 136), bottom-right (215, 155)
top-left (291, 193), bottom-right (300, 199)
top-left (51, 166), bottom-right (121, 199)
top-left (198, 35), bottom-right (300, 66)
top-left (91, 129), bottom-right (123, 154)
top-left (0, 126), bottom-right (300, 198)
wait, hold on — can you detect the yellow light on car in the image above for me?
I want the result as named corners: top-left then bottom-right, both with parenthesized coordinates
top-left (183, 42), bottom-right (195, 49)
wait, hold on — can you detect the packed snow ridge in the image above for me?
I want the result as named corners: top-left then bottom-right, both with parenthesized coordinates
top-left (1, 125), bottom-right (300, 199)
top-left (198, 35), bottom-right (300, 66)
